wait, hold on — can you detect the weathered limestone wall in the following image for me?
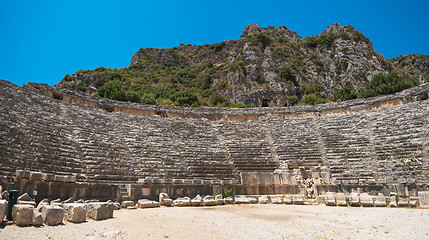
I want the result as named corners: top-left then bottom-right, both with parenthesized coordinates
top-left (0, 80), bottom-right (428, 200)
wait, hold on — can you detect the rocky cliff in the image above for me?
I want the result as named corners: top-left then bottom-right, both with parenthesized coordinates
top-left (57, 23), bottom-right (425, 107)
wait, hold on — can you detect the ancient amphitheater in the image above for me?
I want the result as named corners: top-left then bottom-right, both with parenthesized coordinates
top-left (0, 79), bottom-right (428, 204)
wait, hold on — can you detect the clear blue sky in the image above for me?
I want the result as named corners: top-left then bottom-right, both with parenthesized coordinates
top-left (1, 0), bottom-right (428, 86)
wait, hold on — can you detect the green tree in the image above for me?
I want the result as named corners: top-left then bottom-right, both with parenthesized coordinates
top-left (76, 81), bottom-right (87, 92)
top-left (333, 86), bottom-right (358, 102)
top-left (97, 81), bottom-right (126, 101)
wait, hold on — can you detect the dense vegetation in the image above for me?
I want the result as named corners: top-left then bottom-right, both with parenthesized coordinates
top-left (59, 24), bottom-right (421, 108)
top-left (333, 71), bottom-right (419, 102)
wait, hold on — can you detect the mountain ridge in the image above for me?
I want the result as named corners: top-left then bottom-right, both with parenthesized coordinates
top-left (57, 23), bottom-right (427, 107)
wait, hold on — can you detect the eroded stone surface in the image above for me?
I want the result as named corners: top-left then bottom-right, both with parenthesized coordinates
top-left (32, 210), bottom-right (43, 226)
top-left (203, 195), bottom-right (217, 206)
top-left (173, 197), bottom-right (191, 207)
top-left (418, 191), bottom-right (429, 208)
top-left (42, 205), bottom-right (65, 226)
top-left (87, 202), bottom-right (114, 220)
top-left (63, 203), bottom-right (86, 223)
top-left (12, 204), bottom-right (34, 226)
top-left (374, 193), bottom-right (386, 207)
top-left (0, 199), bottom-right (7, 222)
top-left (137, 199), bottom-right (160, 208)
top-left (325, 192), bottom-right (336, 206)
top-left (360, 193), bottom-right (374, 207)
top-left (335, 193), bottom-right (347, 206)
top-left (159, 193), bottom-right (173, 207)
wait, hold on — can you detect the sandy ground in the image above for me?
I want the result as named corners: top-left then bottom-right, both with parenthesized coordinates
top-left (0, 204), bottom-right (428, 240)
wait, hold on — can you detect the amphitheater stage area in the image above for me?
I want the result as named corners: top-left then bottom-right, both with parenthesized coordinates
top-left (1, 204), bottom-right (428, 240)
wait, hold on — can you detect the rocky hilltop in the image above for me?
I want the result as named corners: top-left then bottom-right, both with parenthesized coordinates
top-left (57, 23), bottom-right (426, 107)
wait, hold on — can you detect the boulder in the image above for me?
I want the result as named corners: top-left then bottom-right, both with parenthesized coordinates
top-left (36, 198), bottom-right (49, 212)
top-left (12, 204), bottom-right (34, 226)
top-left (121, 201), bottom-right (135, 209)
top-left (325, 192), bottom-right (336, 206)
top-left (224, 197), bottom-right (234, 205)
top-left (258, 196), bottom-right (269, 204)
top-left (32, 210), bottom-right (43, 226)
top-left (349, 193), bottom-right (360, 206)
top-left (359, 193), bottom-right (374, 207)
top-left (191, 195), bottom-right (203, 206)
top-left (63, 203), bottom-right (86, 223)
top-left (203, 195), bottom-right (217, 206)
top-left (0, 199), bottom-right (7, 222)
top-left (173, 197), bottom-right (191, 207)
top-left (159, 193), bottom-right (172, 207)
top-left (214, 195), bottom-right (225, 205)
top-left (87, 202), bottom-right (114, 220)
top-left (292, 195), bottom-right (304, 205)
top-left (374, 193), bottom-right (387, 207)
top-left (137, 199), bottom-right (160, 208)
top-left (42, 205), bottom-right (64, 226)
top-left (283, 195), bottom-right (293, 205)
top-left (271, 196), bottom-right (283, 204)
top-left (418, 191), bottom-right (429, 208)
top-left (335, 193), bottom-right (347, 206)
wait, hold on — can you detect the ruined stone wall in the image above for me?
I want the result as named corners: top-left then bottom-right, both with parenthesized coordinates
top-left (0, 80), bottom-right (428, 200)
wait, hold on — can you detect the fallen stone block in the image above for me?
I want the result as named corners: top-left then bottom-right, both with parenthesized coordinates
top-left (17, 200), bottom-right (36, 207)
top-left (398, 199), bottom-right (409, 207)
top-left (32, 210), bottom-right (43, 226)
top-left (360, 193), bottom-right (374, 207)
top-left (0, 199), bottom-right (7, 222)
top-left (121, 201), bottom-right (135, 209)
top-left (63, 203), bottom-right (86, 223)
top-left (258, 196), bottom-right (269, 204)
top-left (224, 197), bottom-right (234, 205)
top-left (292, 195), bottom-right (304, 205)
top-left (87, 202), bottom-right (114, 220)
top-left (374, 193), bottom-right (387, 207)
top-left (18, 193), bottom-right (34, 202)
top-left (113, 202), bottom-right (121, 210)
top-left (409, 199), bottom-right (418, 208)
top-left (234, 196), bottom-right (250, 204)
top-left (248, 197), bottom-right (258, 204)
top-left (283, 195), bottom-right (293, 205)
top-left (63, 197), bottom-right (75, 204)
top-left (191, 195), bottom-right (203, 206)
top-left (335, 193), bottom-right (347, 206)
top-left (271, 196), bottom-right (283, 204)
top-left (349, 193), bottom-right (360, 207)
top-left (159, 193), bottom-right (173, 207)
top-left (215, 195), bottom-right (225, 205)
top-left (173, 197), bottom-right (191, 207)
top-left (325, 192), bottom-right (336, 206)
top-left (203, 195), bottom-right (217, 206)
top-left (36, 198), bottom-right (50, 212)
top-left (389, 196), bottom-right (398, 207)
top-left (42, 205), bottom-right (64, 226)
top-left (137, 199), bottom-right (160, 208)
top-left (12, 204), bottom-right (34, 226)
top-left (418, 191), bottom-right (429, 209)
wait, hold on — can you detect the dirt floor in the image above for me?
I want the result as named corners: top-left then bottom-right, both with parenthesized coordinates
top-left (1, 204), bottom-right (428, 240)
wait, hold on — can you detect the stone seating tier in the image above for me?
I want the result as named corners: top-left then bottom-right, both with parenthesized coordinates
top-left (0, 80), bottom-right (428, 187)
